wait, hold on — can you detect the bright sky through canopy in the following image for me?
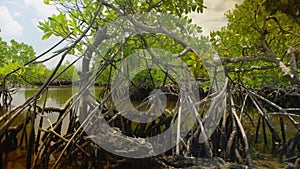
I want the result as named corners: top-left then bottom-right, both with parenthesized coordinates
top-left (0, 0), bottom-right (242, 68)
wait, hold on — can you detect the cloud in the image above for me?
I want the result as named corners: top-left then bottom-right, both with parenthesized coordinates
top-left (23, 0), bottom-right (59, 36)
top-left (188, 0), bottom-right (243, 36)
top-left (30, 18), bottom-right (43, 32)
top-left (0, 5), bottom-right (23, 39)
top-left (24, 0), bottom-right (58, 25)
top-left (13, 12), bottom-right (22, 17)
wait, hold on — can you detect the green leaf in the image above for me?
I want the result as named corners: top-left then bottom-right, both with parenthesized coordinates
top-left (68, 48), bottom-right (75, 55)
top-left (42, 32), bottom-right (53, 40)
top-left (43, 0), bottom-right (50, 5)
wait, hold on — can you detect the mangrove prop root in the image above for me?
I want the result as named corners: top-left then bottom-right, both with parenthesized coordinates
top-left (1, 79), bottom-right (300, 168)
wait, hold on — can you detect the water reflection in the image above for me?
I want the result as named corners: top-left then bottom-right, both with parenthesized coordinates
top-left (4, 87), bottom-right (300, 153)
top-left (0, 87), bottom-right (75, 135)
top-left (12, 87), bottom-right (74, 107)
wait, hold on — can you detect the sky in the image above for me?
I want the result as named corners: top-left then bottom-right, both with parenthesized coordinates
top-left (0, 1), bottom-right (59, 53)
top-left (0, 0), bottom-right (242, 68)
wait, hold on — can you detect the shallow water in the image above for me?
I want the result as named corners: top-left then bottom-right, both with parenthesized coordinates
top-left (1, 87), bottom-right (299, 168)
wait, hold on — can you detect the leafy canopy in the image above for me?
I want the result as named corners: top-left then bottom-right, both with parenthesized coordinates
top-left (211, 0), bottom-right (300, 87)
top-left (0, 37), bottom-right (78, 85)
top-left (39, 0), bottom-right (210, 87)
top-left (0, 38), bottom-right (38, 83)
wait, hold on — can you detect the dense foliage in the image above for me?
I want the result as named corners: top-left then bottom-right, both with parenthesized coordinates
top-left (0, 37), bottom-right (79, 86)
top-left (0, 38), bottom-right (47, 85)
top-left (263, 0), bottom-right (300, 23)
top-left (211, 0), bottom-right (300, 87)
top-left (38, 0), bottom-right (209, 88)
top-left (2, 0), bottom-right (299, 88)
top-left (38, 0), bottom-right (300, 88)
